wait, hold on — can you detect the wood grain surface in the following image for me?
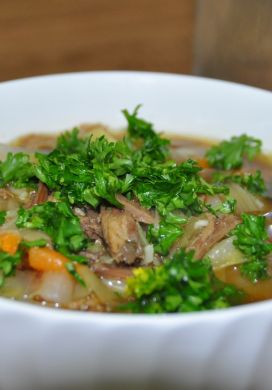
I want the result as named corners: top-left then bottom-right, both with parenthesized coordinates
top-left (0, 0), bottom-right (196, 81)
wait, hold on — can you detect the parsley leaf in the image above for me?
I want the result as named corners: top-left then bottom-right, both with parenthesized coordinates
top-left (205, 198), bottom-right (237, 215)
top-left (206, 135), bottom-right (262, 170)
top-left (20, 239), bottom-right (48, 249)
top-left (147, 215), bottom-right (186, 255)
top-left (123, 105), bottom-right (170, 161)
top-left (0, 211), bottom-right (7, 225)
top-left (231, 214), bottom-right (272, 282)
top-left (0, 153), bottom-right (36, 188)
top-left (16, 201), bottom-right (87, 254)
top-left (0, 250), bottom-right (22, 287)
top-left (212, 170), bottom-right (266, 195)
top-left (15, 201), bottom-right (88, 285)
top-left (121, 249), bottom-right (242, 313)
top-left (133, 159), bottom-right (228, 217)
top-left (65, 262), bottom-right (86, 286)
top-left (57, 127), bottom-right (89, 156)
top-left (34, 136), bottom-right (134, 207)
top-left (0, 239), bottom-right (47, 287)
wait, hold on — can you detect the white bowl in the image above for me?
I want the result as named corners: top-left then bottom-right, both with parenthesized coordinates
top-left (0, 72), bottom-right (272, 390)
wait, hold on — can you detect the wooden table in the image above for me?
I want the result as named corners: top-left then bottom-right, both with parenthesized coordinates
top-left (0, 0), bottom-right (196, 81)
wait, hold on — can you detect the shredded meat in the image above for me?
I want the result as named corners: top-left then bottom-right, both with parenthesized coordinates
top-left (15, 134), bottom-right (56, 151)
top-left (25, 182), bottom-right (49, 208)
top-left (199, 168), bottom-right (216, 182)
top-left (79, 124), bottom-right (117, 142)
top-left (92, 263), bottom-right (134, 280)
top-left (187, 214), bottom-right (241, 259)
top-left (101, 207), bottom-right (143, 264)
top-left (74, 207), bottom-right (102, 240)
top-left (33, 182), bottom-right (49, 206)
top-left (116, 193), bottom-right (157, 224)
top-left (0, 188), bottom-right (14, 200)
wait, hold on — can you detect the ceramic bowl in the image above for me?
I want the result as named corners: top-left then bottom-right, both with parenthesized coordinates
top-left (0, 72), bottom-right (271, 390)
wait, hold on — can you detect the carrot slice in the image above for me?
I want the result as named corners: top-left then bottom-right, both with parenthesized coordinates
top-left (0, 232), bottom-right (21, 255)
top-left (28, 247), bottom-right (69, 272)
top-left (196, 158), bottom-right (210, 169)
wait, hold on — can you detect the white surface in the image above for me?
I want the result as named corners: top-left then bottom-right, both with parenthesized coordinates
top-left (0, 72), bottom-right (272, 390)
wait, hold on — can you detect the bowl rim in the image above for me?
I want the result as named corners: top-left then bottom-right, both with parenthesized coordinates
top-left (1, 294), bottom-right (272, 323)
top-left (1, 69), bottom-right (272, 97)
top-left (1, 70), bottom-right (272, 322)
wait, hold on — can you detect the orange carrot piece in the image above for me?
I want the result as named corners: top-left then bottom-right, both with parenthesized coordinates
top-left (0, 232), bottom-right (21, 255)
top-left (196, 158), bottom-right (210, 169)
top-left (28, 247), bottom-right (69, 272)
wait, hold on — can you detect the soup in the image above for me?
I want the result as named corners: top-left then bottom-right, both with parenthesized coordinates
top-left (0, 107), bottom-right (272, 313)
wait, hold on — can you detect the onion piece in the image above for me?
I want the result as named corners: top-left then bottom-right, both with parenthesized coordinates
top-left (206, 236), bottom-right (247, 270)
top-left (0, 191), bottom-right (20, 212)
top-left (228, 183), bottom-right (264, 214)
top-left (18, 228), bottom-right (51, 245)
top-left (136, 223), bottom-right (148, 246)
top-left (143, 244), bottom-right (154, 265)
top-left (77, 264), bottom-right (123, 306)
top-left (102, 278), bottom-right (127, 294)
top-left (33, 271), bottom-right (75, 304)
top-left (0, 212), bottom-right (18, 231)
top-left (9, 187), bottom-right (31, 203)
top-left (0, 270), bottom-right (38, 299)
top-left (0, 226), bottom-right (51, 245)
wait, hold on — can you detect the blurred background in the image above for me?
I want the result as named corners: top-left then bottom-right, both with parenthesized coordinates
top-left (0, 0), bottom-right (271, 89)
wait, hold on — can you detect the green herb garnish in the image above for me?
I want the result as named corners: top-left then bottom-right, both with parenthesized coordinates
top-left (147, 215), bottom-right (185, 256)
top-left (15, 201), bottom-right (88, 285)
top-left (121, 249), bottom-right (242, 313)
top-left (123, 105), bottom-right (170, 161)
top-left (0, 211), bottom-right (7, 225)
top-left (206, 134), bottom-right (262, 170)
top-left (0, 239), bottom-right (48, 287)
top-left (16, 201), bottom-right (87, 254)
top-left (212, 170), bottom-right (266, 195)
top-left (231, 214), bottom-right (272, 282)
top-left (0, 152), bottom-right (36, 188)
top-left (0, 251), bottom-right (22, 287)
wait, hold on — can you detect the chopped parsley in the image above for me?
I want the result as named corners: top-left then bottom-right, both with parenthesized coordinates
top-left (16, 201), bottom-right (87, 254)
top-left (20, 238), bottom-right (48, 249)
top-left (206, 134), bottom-right (262, 170)
top-left (0, 239), bottom-right (47, 286)
top-left (123, 105), bottom-right (170, 162)
top-left (0, 211), bottom-right (7, 225)
top-left (0, 250), bottom-right (22, 287)
top-left (0, 152), bottom-right (36, 188)
top-left (16, 201), bottom-right (88, 285)
top-left (34, 136), bottom-right (134, 208)
top-left (56, 127), bottom-right (89, 156)
top-left (133, 159), bottom-right (228, 217)
top-left (5, 109), bottom-right (227, 218)
top-left (231, 214), bottom-right (272, 282)
top-left (147, 214), bottom-right (186, 256)
top-left (212, 170), bottom-right (266, 195)
top-left (205, 198), bottom-right (237, 215)
top-left (121, 249), bottom-right (242, 314)
top-left (0, 107), bottom-right (270, 311)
